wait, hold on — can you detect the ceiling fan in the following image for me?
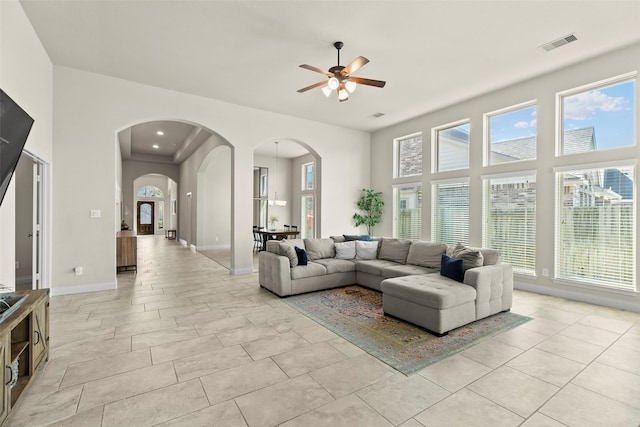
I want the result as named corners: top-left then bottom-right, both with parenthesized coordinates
top-left (297, 41), bottom-right (386, 102)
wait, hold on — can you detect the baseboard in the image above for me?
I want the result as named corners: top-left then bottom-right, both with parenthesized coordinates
top-left (190, 244), bottom-right (197, 252)
top-left (179, 239), bottom-right (188, 247)
top-left (515, 281), bottom-right (640, 314)
top-left (50, 281), bottom-right (117, 296)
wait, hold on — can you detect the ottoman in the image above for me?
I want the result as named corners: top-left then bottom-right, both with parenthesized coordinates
top-left (381, 274), bottom-right (477, 336)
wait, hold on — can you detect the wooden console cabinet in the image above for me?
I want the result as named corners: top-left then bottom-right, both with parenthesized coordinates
top-left (0, 289), bottom-right (49, 425)
top-left (116, 230), bottom-right (137, 271)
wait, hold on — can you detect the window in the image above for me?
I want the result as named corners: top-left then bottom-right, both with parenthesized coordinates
top-left (560, 76), bottom-right (635, 155)
top-left (484, 174), bottom-right (536, 275)
top-left (302, 162), bottom-right (314, 190)
top-left (394, 133), bottom-right (422, 178)
top-left (432, 181), bottom-right (469, 245)
top-left (137, 186), bottom-right (164, 198)
top-left (301, 195), bottom-right (314, 239)
top-left (394, 184), bottom-right (421, 239)
top-left (433, 121), bottom-right (470, 172)
top-left (158, 201), bottom-right (164, 230)
top-left (556, 165), bottom-right (635, 291)
top-left (486, 102), bottom-right (537, 165)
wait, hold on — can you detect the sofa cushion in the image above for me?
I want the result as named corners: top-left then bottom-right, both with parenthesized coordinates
top-left (286, 239), bottom-right (306, 250)
top-left (355, 241), bottom-right (379, 260)
top-left (440, 254), bottom-right (464, 283)
top-left (477, 248), bottom-right (501, 266)
top-left (382, 264), bottom-right (438, 278)
top-left (278, 242), bottom-right (298, 267)
top-left (290, 262), bottom-right (327, 280)
top-left (334, 241), bottom-right (356, 260)
top-left (448, 243), bottom-right (484, 270)
top-left (314, 258), bottom-right (356, 274)
top-left (355, 259), bottom-right (398, 276)
top-left (304, 238), bottom-right (336, 260)
top-left (295, 246), bottom-right (308, 266)
top-left (406, 241), bottom-right (447, 268)
top-left (378, 239), bottom-right (412, 264)
top-left (381, 275), bottom-right (477, 310)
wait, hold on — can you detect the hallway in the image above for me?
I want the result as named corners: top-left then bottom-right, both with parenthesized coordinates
top-left (6, 235), bottom-right (640, 426)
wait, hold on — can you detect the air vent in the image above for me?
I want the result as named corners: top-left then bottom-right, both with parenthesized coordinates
top-left (371, 112), bottom-right (385, 118)
top-left (540, 33), bottom-right (578, 52)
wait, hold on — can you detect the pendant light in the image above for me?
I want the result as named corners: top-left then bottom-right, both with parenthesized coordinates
top-left (268, 141), bottom-right (287, 207)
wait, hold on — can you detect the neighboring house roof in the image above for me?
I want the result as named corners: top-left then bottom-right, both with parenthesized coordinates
top-left (490, 126), bottom-right (595, 160)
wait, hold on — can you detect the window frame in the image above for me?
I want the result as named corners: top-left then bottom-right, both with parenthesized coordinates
top-left (431, 178), bottom-right (470, 246)
top-left (301, 162), bottom-right (314, 191)
top-left (556, 72), bottom-right (637, 157)
top-left (431, 119), bottom-right (471, 173)
top-left (484, 100), bottom-right (537, 167)
top-left (392, 183), bottom-right (422, 239)
top-left (393, 132), bottom-right (423, 179)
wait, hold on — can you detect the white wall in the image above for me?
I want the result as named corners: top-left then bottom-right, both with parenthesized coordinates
top-left (0, 0), bottom-right (53, 290)
top-left (51, 65), bottom-right (370, 287)
top-left (197, 146), bottom-right (232, 249)
top-left (371, 42), bottom-right (640, 312)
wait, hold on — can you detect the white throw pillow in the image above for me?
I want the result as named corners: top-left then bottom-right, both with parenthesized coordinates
top-left (334, 241), bottom-right (356, 259)
top-left (355, 241), bottom-right (379, 260)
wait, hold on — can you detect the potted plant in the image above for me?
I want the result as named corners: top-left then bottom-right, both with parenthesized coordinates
top-left (121, 220), bottom-right (129, 231)
top-left (269, 215), bottom-right (279, 231)
top-left (352, 188), bottom-right (384, 235)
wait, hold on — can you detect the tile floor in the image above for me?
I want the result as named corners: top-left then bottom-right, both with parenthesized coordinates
top-left (6, 236), bottom-right (640, 427)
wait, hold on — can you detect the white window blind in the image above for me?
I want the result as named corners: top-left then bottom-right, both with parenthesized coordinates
top-left (556, 166), bottom-right (635, 291)
top-left (394, 185), bottom-right (422, 239)
top-left (432, 181), bottom-right (469, 245)
top-left (484, 174), bottom-right (536, 275)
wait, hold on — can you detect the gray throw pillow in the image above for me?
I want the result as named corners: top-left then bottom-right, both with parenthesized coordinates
top-left (450, 243), bottom-right (484, 270)
top-left (355, 241), bottom-right (378, 260)
top-left (378, 239), bottom-right (412, 264)
top-left (406, 241), bottom-right (447, 268)
top-left (335, 241), bottom-right (356, 259)
top-left (278, 242), bottom-right (298, 267)
top-left (304, 238), bottom-right (336, 260)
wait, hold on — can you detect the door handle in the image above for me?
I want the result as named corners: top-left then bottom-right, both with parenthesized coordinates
top-left (27, 234), bottom-right (33, 238)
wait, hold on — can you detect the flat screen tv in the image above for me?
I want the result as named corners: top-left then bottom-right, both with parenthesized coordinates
top-left (0, 89), bottom-right (34, 207)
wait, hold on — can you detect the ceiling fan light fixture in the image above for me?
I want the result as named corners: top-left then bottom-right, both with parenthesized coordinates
top-left (328, 77), bottom-right (339, 90)
top-left (321, 86), bottom-right (332, 97)
top-left (338, 88), bottom-right (349, 102)
top-left (345, 80), bottom-right (357, 93)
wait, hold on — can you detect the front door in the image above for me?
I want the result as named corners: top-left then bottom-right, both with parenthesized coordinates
top-left (137, 201), bottom-right (154, 235)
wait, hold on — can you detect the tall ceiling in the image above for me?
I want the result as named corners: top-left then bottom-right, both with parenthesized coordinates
top-left (20, 0), bottom-right (640, 159)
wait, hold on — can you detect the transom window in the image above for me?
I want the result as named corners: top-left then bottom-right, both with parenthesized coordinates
top-left (433, 121), bottom-right (470, 172)
top-left (137, 186), bottom-right (164, 198)
top-left (394, 133), bottom-right (422, 178)
top-left (559, 76), bottom-right (635, 155)
top-left (302, 162), bottom-right (314, 190)
top-left (486, 102), bottom-right (537, 165)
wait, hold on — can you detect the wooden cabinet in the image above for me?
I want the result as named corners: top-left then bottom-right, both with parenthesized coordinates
top-left (0, 290), bottom-right (49, 426)
top-left (116, 231), bottom-right (137, 271)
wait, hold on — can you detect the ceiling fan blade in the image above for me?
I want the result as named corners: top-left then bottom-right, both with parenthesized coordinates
top-left (342, 56), bottom-right (369, 76)
top-left (349, 76), bottom-right (386, 88)
top-left (297, 80), bottom-right (327, 93)
top-left (299, 64), bottom-right (334, 77)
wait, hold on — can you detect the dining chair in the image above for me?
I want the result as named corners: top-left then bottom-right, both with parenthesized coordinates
top-left (252, 226), bottom-right (263, 252)
top-left (284, 225), bottom-right (291, 231)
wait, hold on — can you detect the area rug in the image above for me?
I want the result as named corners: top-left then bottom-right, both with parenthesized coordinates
top-left (285, 285), bottom-right (531, 375)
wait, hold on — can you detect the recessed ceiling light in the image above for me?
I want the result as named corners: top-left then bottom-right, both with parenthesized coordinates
top-left (156, 131), bottom-right (164, 136)
top-left (152, 144), bottom-right (159, 149)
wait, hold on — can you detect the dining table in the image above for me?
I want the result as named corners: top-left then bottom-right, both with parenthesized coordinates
top-left (258, 229), bottom-right (301, 251)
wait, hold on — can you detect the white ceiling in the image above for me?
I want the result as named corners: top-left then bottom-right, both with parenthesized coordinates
top-left (20, 0), bottom-right (640, 159)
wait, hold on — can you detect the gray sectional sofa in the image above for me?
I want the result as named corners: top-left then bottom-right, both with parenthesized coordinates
top-left (258, 236), bottom-right (513, 335)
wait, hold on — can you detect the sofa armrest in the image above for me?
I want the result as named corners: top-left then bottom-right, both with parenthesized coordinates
top-left (463, 263), bottom-right (513, 318)
top-left (258, 251), bottom-right (293, 296)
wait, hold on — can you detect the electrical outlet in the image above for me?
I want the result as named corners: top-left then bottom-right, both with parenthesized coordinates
top-left (542, 268), bottom-right (549, 277)
top-left (90, 210), bottom-right (101, 218)
top-left (74, 266), bottom-right (83, 276)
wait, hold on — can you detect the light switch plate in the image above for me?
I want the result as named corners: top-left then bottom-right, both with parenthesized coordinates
top-left (90, 210), bottom-right (101, 218)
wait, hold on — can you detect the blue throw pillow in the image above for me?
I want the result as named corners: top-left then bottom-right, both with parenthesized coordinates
top-left (295, 246), bottom-right (308, 266)
top-left (343, 234), bottom-right (372, 241)
top-left (440, 254), bottom-right (464, 283)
